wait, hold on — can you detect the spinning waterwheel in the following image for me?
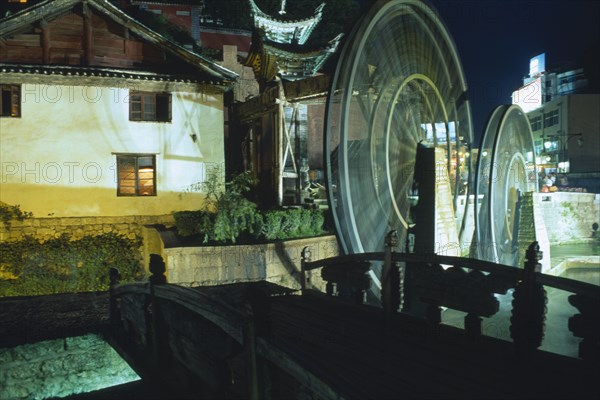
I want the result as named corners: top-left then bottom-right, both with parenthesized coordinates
top-left (325, 0), bottom-right (473, 261)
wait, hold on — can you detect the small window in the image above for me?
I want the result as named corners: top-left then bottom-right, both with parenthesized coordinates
top-left (529, 115), bottom-right (542, 131)
top-left (543, 109), bottom-right (559, 128)
top-left (0, 84), bottom-right (21, 117)
top-left (176, 10), bottom-right (191, 16)
top-left (129, 91), bottom-right (171, 122)
top-left (117, 155), bottom-right (156, 196)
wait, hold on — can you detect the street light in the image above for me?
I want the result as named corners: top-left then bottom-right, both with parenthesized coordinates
top-left (541, 132), bottom-right (583, 173)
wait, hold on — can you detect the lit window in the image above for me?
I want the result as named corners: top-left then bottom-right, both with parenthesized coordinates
top-left (529, 115), bottom-right (542, 131)
top-left (0, 84), bottom-right (21, 117)
top-left (543, 109), bottom-right (559, 128)
top-left (117, 155), bottom-right (156, 196)
top-left (129, 92), bottom-right (171, 122)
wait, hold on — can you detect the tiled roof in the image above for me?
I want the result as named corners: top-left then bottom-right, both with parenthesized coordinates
top-left (0, 0), bottom-right (238, 82)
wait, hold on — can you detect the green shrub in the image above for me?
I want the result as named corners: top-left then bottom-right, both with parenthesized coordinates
top-left (174, 168), bottom-right (329, 244)
top-left (260, 208), bottom-right (326, 240)
top-left (173, 210), bottom-right (212, 237)
top-left (0, 233), bottom-right (143, 297)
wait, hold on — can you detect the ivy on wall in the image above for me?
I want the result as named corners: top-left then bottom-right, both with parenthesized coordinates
top-left (0, 233), bottom-right (144, 297)
top-left (0, 202), bottom-right (33, 230)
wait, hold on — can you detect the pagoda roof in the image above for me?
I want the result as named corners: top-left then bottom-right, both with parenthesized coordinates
top-left (265, 34), bottom-right (342, 80)
top-left (131, 0), bottom-right (201, 5)
top-left (248, 0), bottom-right (324, 45)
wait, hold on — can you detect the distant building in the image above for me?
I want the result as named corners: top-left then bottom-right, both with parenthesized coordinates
top-left (130, 1), bottom-right (254, 58)
top-left (131, 0), bottom-right (202, 42)
top-left (527, 94), bottom-right (599, 174)
top-left (512, 54), bottom-right (599, 178)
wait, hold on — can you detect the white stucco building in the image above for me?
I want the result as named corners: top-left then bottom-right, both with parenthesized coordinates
top-left (0, 0), bottom-right (237, 221)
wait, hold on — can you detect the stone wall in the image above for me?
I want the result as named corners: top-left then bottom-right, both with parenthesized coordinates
top-left (0, 214), bottom-right (175, 243)
top-left (517, 192), bottom-right (551, 272)
top-left (535, 192), bottom-right (600, 244)
top-left (0, 334), bottom-right (139, 400)
top-left (163, 235), bottom-right (339, 291)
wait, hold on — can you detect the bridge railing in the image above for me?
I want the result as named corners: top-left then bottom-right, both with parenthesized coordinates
top-left (301, 231), bottom-right (600, 361)
top-left (108, 263), bottom-right (340, 399)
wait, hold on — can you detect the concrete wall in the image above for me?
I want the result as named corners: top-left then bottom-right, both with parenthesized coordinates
top-left (163, 235), bottom-right (339, 291)
top-left (0, 75), bottom-right (226, 218)
top-left (535, 192), bottom-right (600, 244)
top-left (0, 334), bottom-right (138, 400)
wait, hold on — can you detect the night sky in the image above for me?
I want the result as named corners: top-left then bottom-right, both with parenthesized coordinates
top-left (427, 0), bottom-right (600, 144)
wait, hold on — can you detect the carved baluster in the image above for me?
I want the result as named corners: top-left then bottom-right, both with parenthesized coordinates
top-left (464, 269), bottom-right (486, 337)
top-left (326, 281), bottom-right (338, 297)
top-left (568, 293), bottom-right (600, 362)
top-left (149, 254), bottom-right (167, 285)
top-left (109, 267), bottom-right (121, 329)
top-left (301, 246), bottom-right (312, 294)
top-left (510, 242), bottom-right (547, 356)
top-left (148, 254), bottom-right (167, 367)
top-left (382, 231), bottom-right (401, 329)
top-left (244, 301), bottom-right (260, 400)
top-left (464, 313), bottom-right (482, 337)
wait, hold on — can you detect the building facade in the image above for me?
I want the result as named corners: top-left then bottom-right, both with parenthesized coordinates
top-left (0, 0), bottom-right (236, 230)
top-left (527, 94), bottom-right (600, 174)
top-left (512, 53), bottom-right (599, 178)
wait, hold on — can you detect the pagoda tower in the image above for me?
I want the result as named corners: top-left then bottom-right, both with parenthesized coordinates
top-left (245, 0), bottom-right (342, 83)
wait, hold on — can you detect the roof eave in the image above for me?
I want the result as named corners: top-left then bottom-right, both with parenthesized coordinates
top-left (0, 0), bottom-right (238, 83)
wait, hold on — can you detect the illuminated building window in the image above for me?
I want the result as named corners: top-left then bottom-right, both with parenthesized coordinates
top-left (129, 92), bottom-right (171, 122)
top-left (530, 115), bottom-right (542, 131)
top-left (543, 109), bottom-right (559, 128)
top-left (117, 155), bottom-right (156, 196)
top-left (0, 84), bottom-right (21, 117)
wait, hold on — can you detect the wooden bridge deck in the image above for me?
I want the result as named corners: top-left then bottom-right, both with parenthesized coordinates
top-left (264, 289), bottom-right (594, 399)
top-left (107, 244), bottom-right (600, 399)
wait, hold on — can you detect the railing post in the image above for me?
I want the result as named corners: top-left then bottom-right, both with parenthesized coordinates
top-left (109, 267), bottom-right (121, 329)
top-left (243, 301), bottom-right (260, 400)
top-left (148, 254), bottom-right (167, 368)
top-left (382, 230), bottom-right (400, 327)
top-left (510, 241), bottom-right (547, 357)
top-left (301, 246), bottom-right (312, 294)
top-left (568, 294), bottom-right (600, 362)
top-left (464, 313), bottom-right (482, 337)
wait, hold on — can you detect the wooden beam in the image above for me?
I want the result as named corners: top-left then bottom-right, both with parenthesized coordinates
top-left (40, 19), bottom-right (50, 64)
top-left (123, 27), bottom-right (129, 54)
top-left (83, 3), bottom-right (93, 66)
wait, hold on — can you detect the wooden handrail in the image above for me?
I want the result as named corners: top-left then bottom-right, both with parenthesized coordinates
top-left (304, 250), bottom-right (599, 297)
top-left (112, 282), bottom-right (245, 344)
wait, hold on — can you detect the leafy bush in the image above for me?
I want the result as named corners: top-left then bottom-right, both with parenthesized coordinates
top-left (173, 168), bottom-right (329, 244)
top-left (174, 167), bottom-right (261, 243)
top-left (173, 210), bottom-right (212, 237)
top-left (259, 208), bottom-right (325, 240)
top-left (0, 233), bottom-right (144, 297)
